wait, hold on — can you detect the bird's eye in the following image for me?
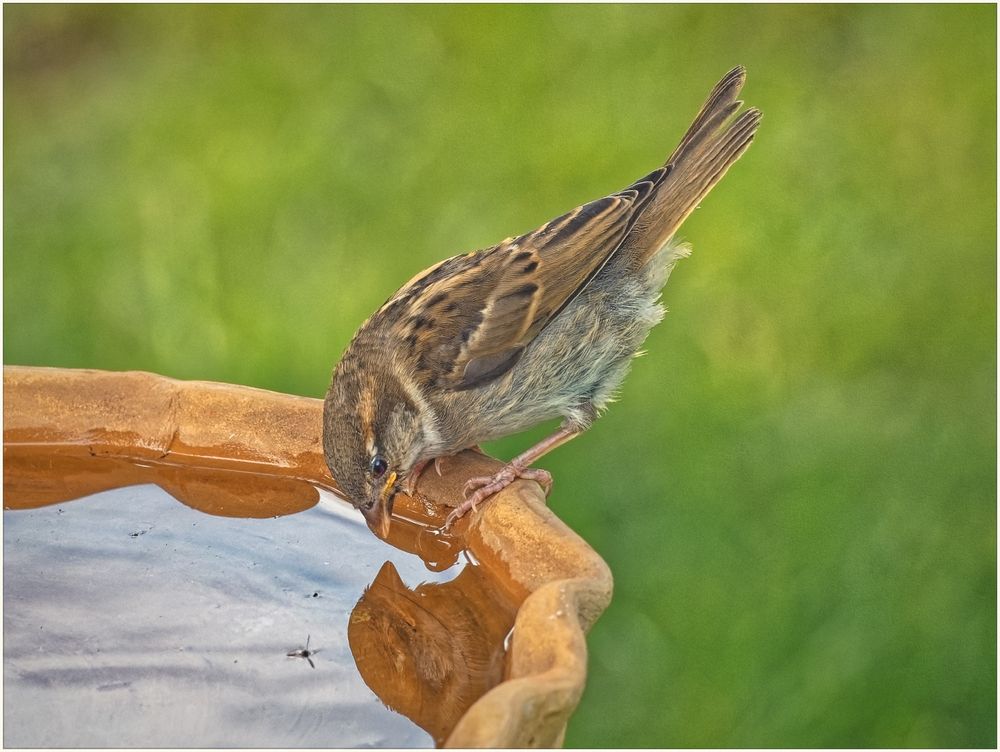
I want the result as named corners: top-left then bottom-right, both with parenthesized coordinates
top-left (369, 455), bottom-right (389, 479)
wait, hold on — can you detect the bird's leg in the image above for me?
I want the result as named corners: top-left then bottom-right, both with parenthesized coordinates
top-left (403, 457), bottom-right (447, 497)
top-left (402, 458), bottom-right (433, 497)
top-left (403, 446), bottom-right (487, 497)
top-left (444, 427), bottom-right (581, 529)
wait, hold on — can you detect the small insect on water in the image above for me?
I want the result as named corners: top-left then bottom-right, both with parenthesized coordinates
top-left (287, 634), bottom-right (321, 669)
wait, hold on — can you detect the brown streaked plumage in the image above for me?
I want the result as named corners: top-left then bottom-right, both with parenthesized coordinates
top-left (324, 67), bottom-right (761, 536)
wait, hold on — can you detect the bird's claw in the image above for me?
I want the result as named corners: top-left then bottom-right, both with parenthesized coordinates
top-left (442, 463), bottom-right (552, 531)
top-left (403, 456), bottom-right (449, 497)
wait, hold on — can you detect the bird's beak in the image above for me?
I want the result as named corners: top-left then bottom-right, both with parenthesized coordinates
top-left (362, 471), bottom-right (397, 539)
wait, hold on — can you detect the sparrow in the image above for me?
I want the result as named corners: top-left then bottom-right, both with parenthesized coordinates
top-left (323, 66), bottom-right (760, 538)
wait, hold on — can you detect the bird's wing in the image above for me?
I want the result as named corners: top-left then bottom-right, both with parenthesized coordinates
top-left (380, 177), bottom-right (660, 391)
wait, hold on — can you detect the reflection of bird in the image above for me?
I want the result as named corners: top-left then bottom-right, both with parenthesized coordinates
top-left (348, 561), bottom-right (515, 745)
top-left (324, 67), bottom-right (760, 536)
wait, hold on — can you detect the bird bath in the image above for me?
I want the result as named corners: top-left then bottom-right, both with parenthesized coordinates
top-left (3, 366), bottom-right (612, 747)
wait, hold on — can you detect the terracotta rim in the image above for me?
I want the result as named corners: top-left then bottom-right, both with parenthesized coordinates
top-left (3, 365), bottom-right (612, 747)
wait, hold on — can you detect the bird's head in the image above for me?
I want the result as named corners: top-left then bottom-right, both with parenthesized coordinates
top-left (322, 357), bottom-right (434, 538)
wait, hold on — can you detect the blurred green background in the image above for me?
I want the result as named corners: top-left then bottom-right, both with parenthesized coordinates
top-left (4, 4), bottom-right (995, 747)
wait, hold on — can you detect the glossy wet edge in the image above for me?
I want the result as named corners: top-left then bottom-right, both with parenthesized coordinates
top-left (2, 365), bottom-right (613, 748)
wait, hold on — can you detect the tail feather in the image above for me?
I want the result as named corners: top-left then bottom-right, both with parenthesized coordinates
top-left (666, 65), bottom-right (748, 166)
top-left (627, 66), bottom-right (760, 263)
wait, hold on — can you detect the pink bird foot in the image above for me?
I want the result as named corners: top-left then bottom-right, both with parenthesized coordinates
top-left (443, 462), bottom-right (552, 530)
top-left (403, 456), bottom-right (448, 497)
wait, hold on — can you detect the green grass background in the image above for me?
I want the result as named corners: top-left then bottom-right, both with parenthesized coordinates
top-left (4, 5), bottom-right (995, 747)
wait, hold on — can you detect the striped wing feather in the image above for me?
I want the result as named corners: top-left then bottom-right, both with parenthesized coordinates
top-left (393, 190), bottom-right (646, 391)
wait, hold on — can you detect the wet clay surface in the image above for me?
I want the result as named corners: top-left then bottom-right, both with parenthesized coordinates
top-left (3, 447), bottom-right (518, 747)
top-left (3, 445), bottom-right (464, 569)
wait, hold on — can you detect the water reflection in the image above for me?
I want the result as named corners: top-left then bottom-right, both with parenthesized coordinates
top-left (2, 447), bottom-right (520, 747)
top-left (350, 561), bottom-right (516, 745)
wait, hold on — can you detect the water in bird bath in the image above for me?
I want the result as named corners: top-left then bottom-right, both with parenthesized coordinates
top-left (3, 449), bottom-right (518, 747)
